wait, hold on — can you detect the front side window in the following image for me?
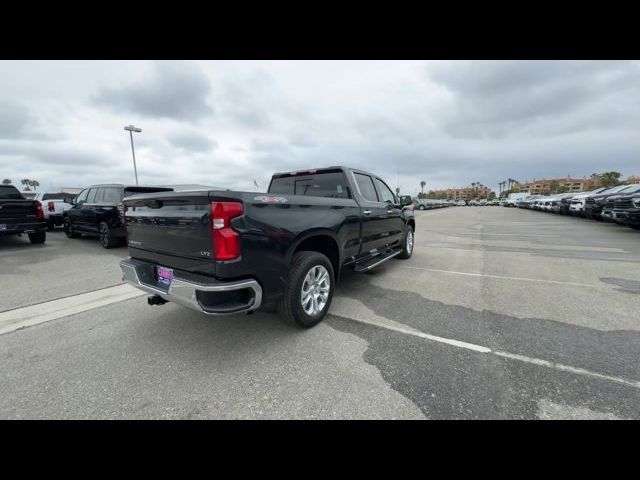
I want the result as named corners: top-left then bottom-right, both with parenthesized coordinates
top-left (86, 188), bottom-right (98, 203)
top-left (354, 173), bottom-right (378, 202)
top-left (76, 189), bottom-right (89, 204)
top-left (375, 178), bottom-right (396, 204)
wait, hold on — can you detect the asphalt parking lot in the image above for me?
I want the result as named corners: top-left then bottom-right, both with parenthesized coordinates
top-left (1, 208), bottom-right (639, 419)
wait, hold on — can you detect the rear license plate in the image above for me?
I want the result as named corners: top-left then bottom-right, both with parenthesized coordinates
top-left (156, 266), bottom-right (174, 286)
top-left (0, 224), bottom-right (6, 231)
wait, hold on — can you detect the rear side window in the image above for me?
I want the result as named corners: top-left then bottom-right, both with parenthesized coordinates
top-left (101, 187), bottom-right (123, 203)
top-left (354, 173), bottom-right (378, 202)
top-left (269, 172), bottom-right (352, 199)
top-left (0, 185), bottom-right (22, 199)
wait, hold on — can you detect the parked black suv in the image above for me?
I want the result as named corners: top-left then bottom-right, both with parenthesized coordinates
top-left (600, 185), bottom-right (640, 223)
top-left (63, 184), bottom-right (173, 248)
top-left (612, 191), bottom-right (640, 229)
top-left (583, 184), bottom-right (638, 220)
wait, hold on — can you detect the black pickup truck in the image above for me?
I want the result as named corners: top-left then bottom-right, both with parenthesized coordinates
top-left (0, 185), bottom-right (47, 244)
top-left (120, 167), bottom-right (416, 327)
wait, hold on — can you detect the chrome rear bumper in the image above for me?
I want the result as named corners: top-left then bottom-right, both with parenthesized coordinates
top-left (120, 258), bottom-right (262, 315)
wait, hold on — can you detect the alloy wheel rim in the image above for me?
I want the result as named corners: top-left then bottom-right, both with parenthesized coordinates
top-left (99, 225), bottom-right (108, 245)
top-left (300, 265), bottom-right (330, 316)
top-left (407, 229), bottom-right (414, 254)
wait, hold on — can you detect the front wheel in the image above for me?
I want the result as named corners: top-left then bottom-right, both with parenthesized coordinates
top-left (64, 218), bottom-right (80, 238)
top-left (397, 225), bottom-right (414, 259)
top-left (418, 205), bottom-right (425, 210)
top-left (279, 251), bottom-right (334, 328)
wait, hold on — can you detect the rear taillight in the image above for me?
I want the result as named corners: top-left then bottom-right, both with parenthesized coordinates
top-left (34, 201), bottom-right (44, 219)
top-left (47, 201), bottom-right (55, 212)
top-left (117, 202), bottom-right (126, 222)
top-left (211, 201), bottom-right (243, 260)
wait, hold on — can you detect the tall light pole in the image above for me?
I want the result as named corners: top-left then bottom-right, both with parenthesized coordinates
top-left (124, 125), bottom-right (142, 185)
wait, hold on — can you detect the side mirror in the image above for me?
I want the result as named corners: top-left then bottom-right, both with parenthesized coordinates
top-left (399, 195), bottom-right (412, 206)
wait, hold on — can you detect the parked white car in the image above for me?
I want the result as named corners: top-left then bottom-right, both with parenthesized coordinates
top-left (31, 192), bottom-right (76, 230)
top-left (569, 188), bottom-right (607, 216)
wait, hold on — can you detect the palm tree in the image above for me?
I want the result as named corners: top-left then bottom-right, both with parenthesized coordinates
top-left (21, 179), bottom-right (31, 191)
top-left (1, 179), bottom-right (11, 185)
top-left (30, 180), bottom-right (40, 191)
top-left (420, 180), bottom-right (426, 194)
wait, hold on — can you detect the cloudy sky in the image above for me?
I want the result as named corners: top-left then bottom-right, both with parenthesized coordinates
top-left (1, 60), bottom-right (638, 196)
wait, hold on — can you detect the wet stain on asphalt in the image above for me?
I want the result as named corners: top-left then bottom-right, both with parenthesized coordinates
top-left (326, 273), bottom-right (640, 419)
top-left (600, 277), bottom-right (640, 295)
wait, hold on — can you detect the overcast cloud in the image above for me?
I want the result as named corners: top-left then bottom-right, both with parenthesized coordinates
top-left (0, 60), bottom-right (638, 195)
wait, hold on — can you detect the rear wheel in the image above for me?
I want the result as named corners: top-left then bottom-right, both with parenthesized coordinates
top-left (418, 205), bottom-right (425, 210)
top-left (28, 231), bottom-right (46, 244)
top-left (397, 225), bottom-right (414, 259)
top-left (279, 251), bottom-right (334, 328)
top-left (630, 224), bottom-right (640, 231)
top-left (64, 218), bottom-right (80, 238)
top-left (98, 222), bottom-right (118, 249)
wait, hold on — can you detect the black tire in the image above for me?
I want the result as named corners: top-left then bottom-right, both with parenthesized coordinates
top-left (397, 224), bottom-right (414, 259)
top-left (28, 231), bottom-right (46, 244)
top-left (47, 221), bottom-right (54, 231)
top-left (98, 222), bottom-right (119, 249)
top-left (64, 218), bottom-right (80, 238)
top-left (278, 251), bottom-right (335, 328)
top-left (418, 205), bottom-right (425, 210)
top-left (629, 224), bottom-right (640, 231)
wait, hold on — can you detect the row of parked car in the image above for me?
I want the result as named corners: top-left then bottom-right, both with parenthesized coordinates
top-left (509, 184), bottom-right (640, 230)
top-left (411, 198), bottom-right (500, 209)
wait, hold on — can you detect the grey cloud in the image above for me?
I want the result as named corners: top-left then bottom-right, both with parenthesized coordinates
top-left (0, 102), bottom-right (35, 140)
top-left (217, 69), bottom-right (275, 127)
top-left (167, 131), bottom-right (217, 153)
top-left (427, 60), bottom-right (640, 138)
top-left (92, 62), bottom-right (213, 120)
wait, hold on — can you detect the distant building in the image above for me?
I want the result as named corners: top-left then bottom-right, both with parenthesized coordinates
top-left (624, 175), bottom-right (640, 184)
top-left (518, 177), bottom-right (601, 195)
top-left (58, 187), bottom-right (84, 194)
top-left (430, 184), bottom-right (494, 201)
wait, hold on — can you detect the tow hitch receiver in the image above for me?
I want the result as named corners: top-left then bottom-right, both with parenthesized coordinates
top-left (148, 295), bottom-right (168, 306)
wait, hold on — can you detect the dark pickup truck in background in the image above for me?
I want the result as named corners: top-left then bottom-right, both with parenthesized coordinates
top-left (0, 185), bottom-right (47, 244)
top-left (120, 167), bottom-right (416, 327)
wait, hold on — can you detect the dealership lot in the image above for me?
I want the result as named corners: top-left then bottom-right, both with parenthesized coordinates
top-left (1, 208), bottom-right (639, 419)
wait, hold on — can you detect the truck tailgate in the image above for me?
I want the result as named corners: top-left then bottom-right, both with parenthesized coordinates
top-left (0, 200), bottom-right (38, 222)
top-left (124, 191), bottom-right (214, 265)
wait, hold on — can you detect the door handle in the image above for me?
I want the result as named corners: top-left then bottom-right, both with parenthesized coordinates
top-left (363, 210), bottom-right (371, 215)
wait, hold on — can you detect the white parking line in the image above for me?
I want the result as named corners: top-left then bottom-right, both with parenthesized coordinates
top-left (329, 297), bottom-right (640, 390)
top-left (0, 284), bottom-right (145, 335)
top-left (398, 265), bottom-right (598, 288)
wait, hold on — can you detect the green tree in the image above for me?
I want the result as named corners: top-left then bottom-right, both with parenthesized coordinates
top-left (549, 180), bottom-right (560, 193)
top-left (21, 179), bottom-right (31, 191)
top-left (420, 180), bottom-right (426, 194)
top-left (30, 180), bottom-right (40, 191)
top-left (1, 179), bottom-right (11, 185)
top-left (598, 172), bottom-right (621, 188)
